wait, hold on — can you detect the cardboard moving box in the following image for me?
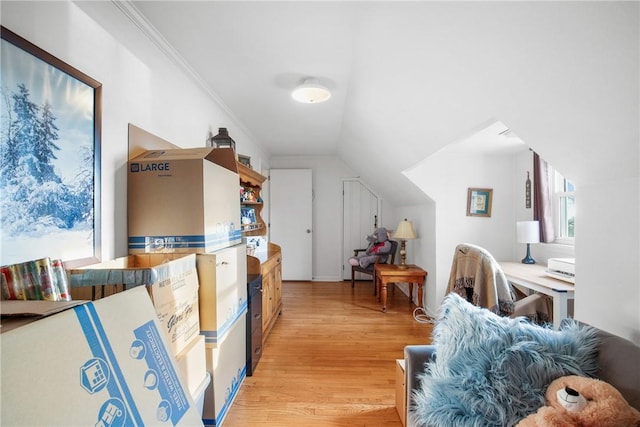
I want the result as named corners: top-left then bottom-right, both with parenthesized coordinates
top-left (195, 246), bottom-right (247, 347)
top-left (202, 315), bottom-right (247, 427)
top-left (1, 287), bottom-right (203, 426)
top-left (0, 299), bottom-right (87, 333)
top-left (128, 147), bottom-right (241, 254)
top-left (67, 254), bottom-right (200, 356)
top-left (175, 334), bottom-right (207, 398)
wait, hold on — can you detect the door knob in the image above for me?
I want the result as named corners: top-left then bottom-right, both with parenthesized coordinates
top-left (306, 229), bottom-right (311, 233)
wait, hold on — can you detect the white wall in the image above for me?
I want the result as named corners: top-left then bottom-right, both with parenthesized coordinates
top-left (1, 1), bottom-right (270, 262)
top-left (269, 155), bottom-right (356, 281)
top-left (404, 141), bottom-right (639, 344)
top-left (390, 203), bottom-right (436, 310)
top-left (404, 147), bottom-right (525, 314)
top-left (577, 178), bottom-right (639, 342)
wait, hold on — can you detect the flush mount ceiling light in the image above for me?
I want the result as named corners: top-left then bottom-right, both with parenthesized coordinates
top-left (291, 78), bottom-right (331, 104)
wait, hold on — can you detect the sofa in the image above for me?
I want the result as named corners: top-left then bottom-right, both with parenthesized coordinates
top-left (404, 320), bottom-right (640, 426)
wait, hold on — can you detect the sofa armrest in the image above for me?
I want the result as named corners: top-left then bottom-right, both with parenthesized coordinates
top-left (404, 345), bottom-right (436, 414)
top-left (564, 319), bottom-right (640, 411)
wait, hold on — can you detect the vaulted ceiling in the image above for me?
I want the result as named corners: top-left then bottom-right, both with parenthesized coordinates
top-left (121, 1), bottom-right (633, 206)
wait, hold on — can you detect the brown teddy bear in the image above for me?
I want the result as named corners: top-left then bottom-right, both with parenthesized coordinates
top-left (517, 375), bottom-right (640, 427)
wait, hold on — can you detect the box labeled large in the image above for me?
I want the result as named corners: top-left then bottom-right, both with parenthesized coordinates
top-left (67, 254), bottom-right (200, 356)
top-left (196, 246), bottom-right (247, 346)
top-left (0, 287), bottom-right (203, 426)
top-left (128, 147), bottom-right (241, 254)
top-left (202, 315), bottom-right (247, 426)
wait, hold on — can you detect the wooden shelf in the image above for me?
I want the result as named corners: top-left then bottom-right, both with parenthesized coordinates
top-left (237, 162), bottom-right (266, 187)
top-left (238, 162), bottom-right (267, 237)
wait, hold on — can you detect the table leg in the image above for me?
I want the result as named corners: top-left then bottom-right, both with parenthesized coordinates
top-left (408, 283), bottom-right (414, 301)
top-left (553, 293), bottom-right (569, 330)
top-left (381, 282), bottom-right (388, 312)
top-left (417, 280), bottom-right (424, 309)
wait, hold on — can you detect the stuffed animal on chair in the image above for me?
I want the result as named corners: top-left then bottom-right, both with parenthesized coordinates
top-left (517, 375), bottom-right (640, 427)
top-left (348, 227), bottom-right (392, 269)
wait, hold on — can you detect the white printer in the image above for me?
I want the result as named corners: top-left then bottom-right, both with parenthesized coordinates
top-left (546, 257), bottom-right (575, 283)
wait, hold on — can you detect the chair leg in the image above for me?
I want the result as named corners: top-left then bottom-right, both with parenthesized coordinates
top-left (351, 268), bottom-right (355, 288)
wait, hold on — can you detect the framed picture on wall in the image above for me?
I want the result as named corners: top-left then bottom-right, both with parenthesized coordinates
top-left (467, 188), bottom-right (493, 217)
top-left (238, 154), bottom-right (251, 169)
top-left (0, 26), bottom-right (102, 267)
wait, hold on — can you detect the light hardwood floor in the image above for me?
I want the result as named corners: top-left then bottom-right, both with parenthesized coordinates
top-left (222, 280), bottom-right (433, 427)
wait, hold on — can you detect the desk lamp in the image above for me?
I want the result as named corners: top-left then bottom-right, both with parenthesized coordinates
top-left (393, 219), bottom-right (416, 269)
top-left (517, 220), bottom-right (540, 264)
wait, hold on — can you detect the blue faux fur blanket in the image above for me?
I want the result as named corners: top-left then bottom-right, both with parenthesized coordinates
top-left (411, 293), bottom-right (599, 427)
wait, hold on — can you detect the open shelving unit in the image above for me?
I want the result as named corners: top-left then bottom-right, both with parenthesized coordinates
top-left (236, 162), bottom-right (283, 347)
top-left (238, 162), bottom-right (266, 236)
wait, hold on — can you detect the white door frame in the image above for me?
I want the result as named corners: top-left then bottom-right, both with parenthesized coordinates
top-left (342, 178), bottom-right (382, 281)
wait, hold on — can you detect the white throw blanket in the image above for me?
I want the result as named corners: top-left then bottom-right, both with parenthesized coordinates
top-left (447, 243), bottom-right (516, 317)
top-left (446, 243), bottom-right (553, 323)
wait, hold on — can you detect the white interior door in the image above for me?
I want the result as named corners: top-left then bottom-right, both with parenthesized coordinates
top-left (269, 169), bottom-right (313, 280)
top-left (342, 180), bottom-right (380, 280)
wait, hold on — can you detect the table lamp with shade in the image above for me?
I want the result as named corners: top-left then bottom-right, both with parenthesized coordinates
top-left (393, 219), bottom-right (416, 269)
top-left (517, 220), bottom-right (540, 264)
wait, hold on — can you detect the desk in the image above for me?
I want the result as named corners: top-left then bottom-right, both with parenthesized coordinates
top-left (500, 262), bottom-right (575, 329)
top-left (374, 264), bottom-right (428, 313)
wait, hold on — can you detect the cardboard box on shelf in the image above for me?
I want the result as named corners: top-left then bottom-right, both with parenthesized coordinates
top-left (67, 254), bottom-right (200, 356)
top-left (128, 147), bottom-right (241, 255)
top-left (0, 287), bottom-right (203, 426)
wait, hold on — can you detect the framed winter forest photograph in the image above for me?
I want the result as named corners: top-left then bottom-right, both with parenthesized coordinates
top-left (1, 26), bottom-right (102, 267)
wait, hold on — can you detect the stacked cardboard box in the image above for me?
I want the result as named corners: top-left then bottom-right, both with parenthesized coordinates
top-left (127, 147), bottom-right (241, 255)
top-left (67, 254), bottom-right (201, 357)
top-left (126, 143), bottom-right (249, 426)
top-left (1, 287), bottom-right (204, 426)
top-left (67, 253), bottom-right (209, 417)
top-left (195, 246), bottom-right (248, 427)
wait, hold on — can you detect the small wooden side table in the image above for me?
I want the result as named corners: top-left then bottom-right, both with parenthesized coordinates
top-left (374, 264), bottom-right (428, 312)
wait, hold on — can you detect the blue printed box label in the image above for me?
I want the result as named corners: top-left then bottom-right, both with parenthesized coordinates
top-left (74, 303), bottom-right (190, 426)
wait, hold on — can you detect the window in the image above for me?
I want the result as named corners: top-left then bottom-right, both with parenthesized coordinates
top-left (550, 168), bottom-right (575, 244)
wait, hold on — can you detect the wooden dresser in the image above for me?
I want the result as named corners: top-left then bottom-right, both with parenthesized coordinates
top-left (238, 163), bottom-right (282, 360)
top-left (247, 242), bottom-right (282, 344)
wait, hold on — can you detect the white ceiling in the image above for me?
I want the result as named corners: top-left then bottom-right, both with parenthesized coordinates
top-left (123, 1), bottom-right (593, 205)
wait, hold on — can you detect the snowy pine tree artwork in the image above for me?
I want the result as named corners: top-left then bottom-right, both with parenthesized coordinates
top-left (1, 27), bottom-right (102, 266)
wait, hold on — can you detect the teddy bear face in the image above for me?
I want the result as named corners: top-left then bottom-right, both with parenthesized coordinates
top-left (556, 385), bottom-right (587, 412)
top-left (367, 227), bottom-right (388, 243)
top-left (543, 375), bottom-right (640, 427)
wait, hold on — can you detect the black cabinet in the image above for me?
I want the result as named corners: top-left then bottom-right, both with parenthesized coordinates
top-left (246, 274), bottom-right (263, 376)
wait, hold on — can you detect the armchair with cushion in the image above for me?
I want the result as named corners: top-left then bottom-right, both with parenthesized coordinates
top-left (349, 228), bottom-right (398, 291)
